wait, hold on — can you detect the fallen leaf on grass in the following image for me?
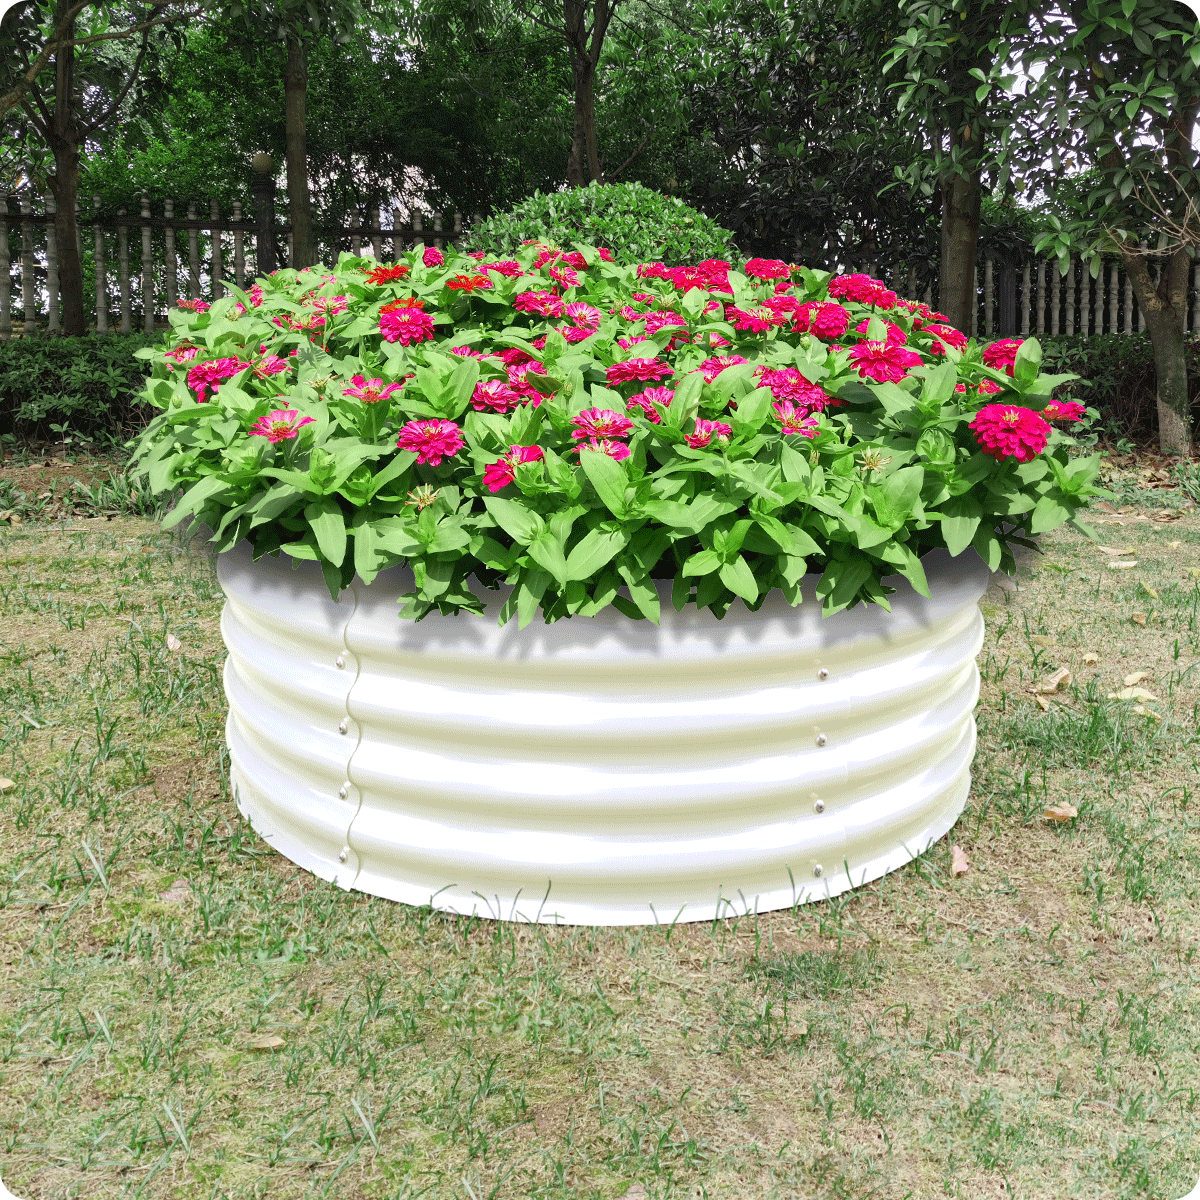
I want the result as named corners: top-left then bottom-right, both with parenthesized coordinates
top-left (166, 633), bottom-right (181, 652)
top-left (1189, 568), bottom-right (1200, 580)
top-left (792, 1021), bottom-right (809, 1038)
top-left (1029, 666), bottom-right (1072, 694)
top-left (1131, 612), bottom-right (1147, 626)
top-left (1132, 704), bottom-right (1163, 722)
top-left (1035, 695), bottom-right (1051, 711)
top-left (157, 878), bottom-right (190, 902)
top-left (246, 1035), bottom-right (285, 1051)
top-left (1043, 803), bottom-right (1078, 822)
top-left (1082, 651), bottom-right (1100, 665)
top-left (1123, 671), bottom-right (1150, 687)
top-left (1140, 582), bottom-right (1160, 600)
top-left (0, 778), bottom-right (13, 792)
top-left (1109, 686), bottom-right (1159, 702)
top-left (1109, 560), bottom-right (1138, 570)
top-left (1030, 634), bottom-right (1055, 646)
top-left (951, 845), bottom-right (969, 876)
top-left (1167, 540), bottom-right (1182, 549)
top-left (1096, 544), bottom-right (1137, 555)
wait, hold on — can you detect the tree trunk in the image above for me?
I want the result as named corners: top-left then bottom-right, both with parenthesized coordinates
top-left (1124, 245), bottom-right (1194, 456)
top-left (284, 32), bottom-right (316, 269)
top-left (47, 2), bottom-right (85, 336)
top-left (568, 55), bottom-right (598, 186)
top-left (939, 157), bottom-right (981, 335)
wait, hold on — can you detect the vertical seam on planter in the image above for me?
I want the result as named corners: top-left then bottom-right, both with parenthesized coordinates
top-left (337, 579), bottom-right (367, 891)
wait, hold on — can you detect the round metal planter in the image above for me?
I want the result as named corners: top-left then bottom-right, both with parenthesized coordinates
top-left (217, 545), bottom-right (989, 925)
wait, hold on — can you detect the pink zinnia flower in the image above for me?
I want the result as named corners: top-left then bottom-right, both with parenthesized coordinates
top-left (576, 438), bottom-right (632, 461)
top-left (606, 358), bottom-right (674, 385)
top-left (513, 290), bottom-right (565, 318)
top-left (969, 404), bottom-right (1051, 463)
top-left (506, 360), bottom-right (548, 400)
top-left (165, 344), bottom-right (200, 368)
top-left (698, 354), bottom-right (748, 383)
top-left (626, 387), bottom-right (674, 423)
top-left (471, 379), bottom-right (523, 413)
top-left (557, 325), bottom-right (596, 344)
top-left (725, 304), bottom-right (781, 333)
top-left (643, 310), bottom-right (687, 335)
top-left (423, 246), bottom-right (444, 267)
top-left (494, 347), bottom-right (535, 366)
top-left (548, 264), bottom-right (580, 289)
top-left (978, 379), bottom-right (1003, 395)
top-left (685, 419), bottom-right (733, 449)
top-left (773, 401), bottom-right (820, 437)
top-left (450, 345), bottom-right (483, 357)
top-left (482, 260), bottom-right (523, 277)
top-left (827, 273), bottom-right (897, 308)
top-left (483, 444), bottom-right (545, 492)
top-left (617, 334), bottom-right (649, 350)
top-left (744, 257), bottom-right (791, 280)
top-left (176, 298), bottom-right (210, 313)
top-left (1042, 399), bottom-right (1086, 422)
top-left (756, 367), bottom-right (834, 411)
top-left (794, 302), bottom-right (851, 341)
top-left (343, 375), bottom-right (403, 404)
top-left (570, 408), bottom-right (634, 440)
top-left (396, 418), bottom-right (465, 466)
top-left (564, 302), bottom-right (602, 329)
top-left (380, 306), bottom-right (436, 345)
top-left (187, 356), bottom-right (251, 402)
top-left (848, 341), bottom-right (923, 383)
top-left (983, 338), bottom-right (1024, 376)
top-left (254, 354), bottom-right (291, 378)
top-left (637, 262), bottom-right (672, 281)
top-left (923, 322), bottom-right (968, 351)
top-left (248, 408), bottom-right (315, 443)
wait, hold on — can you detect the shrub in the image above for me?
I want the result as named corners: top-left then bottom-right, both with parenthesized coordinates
top-left (463, 182), bottom-right (738, 267)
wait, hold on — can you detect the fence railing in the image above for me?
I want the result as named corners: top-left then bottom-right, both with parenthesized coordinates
top-left (0, 192), bottom-right (473, 339)
top-left (2, 190), bottom-right (1196, 342)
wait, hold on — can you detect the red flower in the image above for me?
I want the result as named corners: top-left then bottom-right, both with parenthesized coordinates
top-left (827, 273), bottom-right (897, 308)
top-left (969, 404), bottom-right (1050, 463)
top-left (744, 257), bottom-right (791, 280)
top-left (380, 297), bottom-right (426, 312)
top-left (1042, 399), bottom-right (1086, 422)
top-left (983, 338), bottom-right (1024, 376)
top-left (366, 263), bottom-right (411, 285)
top-left (445, 273), bottom-right (493, 292)
top-left (794, 302), bottom-right (851, 341)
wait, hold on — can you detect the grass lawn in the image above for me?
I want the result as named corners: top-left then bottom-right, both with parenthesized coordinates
top-left (0, 442), bottom-right (1199, 1200)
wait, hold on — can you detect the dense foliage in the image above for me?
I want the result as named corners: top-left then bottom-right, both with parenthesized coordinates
top-left (129, 244), bottom-right (1101, 627)
top-left (463, 183), bottom-right (738, 267)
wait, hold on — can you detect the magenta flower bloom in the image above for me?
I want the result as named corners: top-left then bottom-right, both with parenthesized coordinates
top-left (248, 408), bottom-right (315, 443)
top-left (685, 419), bottom-right (733, 449)
top-left (725, 305), bottom-right (780, 333)
top-left (343, 375), bottom-right (403, 404)
top-left (698, 355), bottom-right (748, 383)
top-left (423, 246), bottom-right (444, 267)
top-left (848, 341), bottom-right (923, 383)
top-left (983, 337), bottom-right (1024, 376)
top-left (854, 318), bottom-right (908, 345)
top-left (756, 367), bottom-right (833, 411)
top-left (450, 345), bottom-right (483, 357)
top-left (506, 361), bottom-right (548, 400)
top-left (773, 401), bottom-right (820, 437)
top-left (576, 438), bottom-right (632, 461)
top-left (794, 302), bottom-right (851, 341)
top-left (482, 260), bottom-right (523, 277)
top-left (548, 264), bottom-right (580, 289)
top-left (617, 334), bottom-right (649, 350)
top-left (827, 273), bottom-right (897, 308)
top-left (626, 387), bottom-right (674, 423)
top-left (969, 404), bottom-right (1050, 463)
top-left (606, 357), bottom-right (674, 385)
top-left (254, 354), bottom-right (291, 378)
top-left (176, 298), bottom-right (210, 313)
top-left (570, 408), bottom-right (635, 440)
top-left (923, 322), bottom-right (968, 351)
top-left (186, 357), bottom-right (252, 402)
top-left (557, 325), bottom-right (596, 344)
top-left (1041, 399), bottom-right (1086, 422)
top-left (471, 379), bottom-right (523, 413)
top-left (380, 307), bottom-right (436, 345)
top-left (643, 310), bottom-right (687, 335)
top-left (513, 290), bottom-right (565, 318)
top-left (564, 302), bottom-right (602, 329)
top-left (744, 257), bottom-right (791, 280)
top-left (396, 418), bottom-right (465, 466)
top-left (482, 444), bottom-right (544, 492)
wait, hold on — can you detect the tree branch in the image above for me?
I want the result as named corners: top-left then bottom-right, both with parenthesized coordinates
top-left (606, 126), bottom-right (650, 181)
top-left (0, 0), bottom-right (96, 122)
top-left (78, 25), bottom-right (151, 135)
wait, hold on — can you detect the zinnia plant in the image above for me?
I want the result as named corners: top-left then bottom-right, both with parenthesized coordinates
top-left (130, 243), bottom-right (1102, 626)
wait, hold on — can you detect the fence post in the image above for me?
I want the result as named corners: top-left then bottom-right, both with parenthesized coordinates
top-left (164, 199), bottom-right (176, 311)
top-left (349, 208), bottom-right (361, 257)
top-left (93, 196), bottom-right (106, 333)
top-left (210, 199), bottom-right (223, 300)
top-left (187, 201), bottom-right (200, 298)
top-left (1191, 261), bottom-right (1199, 333)
top-left (19, 192), bottom-right (35, 334)
top-left (141, 195), bottom-right (154, 333)
top-left (251, 153), bottom-right (276, 276)
top-left (369, 202), bottom-right (381, 260)
top-left (232, 200), bottom-right (244, 288)
top-left (432, 214), bottom-right (443, 250)
top-left (384, 203), bottom-right (396, 261)
top-left (1079, 257), bottom-right (1090, 337)
top-left (45, 192), bottom-right (60, 334)
top-left (0, 199), bottom-right (10, 341)
top-left (453, 212), bottom-right (462, 247)
top-left (117, 207), bottom-right (131, 333)
top-left (412, 211), bottom-right (423, 250)
top-left (1019, 263), bottom-right (1030, 337)
top-left (1108, 262), bottom-right (1117, 335)
top-left (970, 264), bottom-right (978, 339)
top-left (1093, 262), bottom-right (1103, 335)
top-left (1124, 263), bottom-right (1134, 333)
top-left (1064, 257), bottom-right (1076, 335)
top-left (983, 257), bottom-right (994, 337)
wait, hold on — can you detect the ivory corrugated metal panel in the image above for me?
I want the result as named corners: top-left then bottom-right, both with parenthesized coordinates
top-left (217, 543), bottom-right (989, 924)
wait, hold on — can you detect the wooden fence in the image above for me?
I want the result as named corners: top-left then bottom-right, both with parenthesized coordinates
top-left (1, 190), bottom-right (1196, 341)
top-left (0, 192), bottom-right (471, 339)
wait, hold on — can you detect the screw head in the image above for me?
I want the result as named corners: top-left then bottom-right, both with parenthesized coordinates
top-left (338, 784), bottom-right (348, 799)
top-left (338, 846), bottom-right (349, 864)
top-left (815, 732), bottom-right (827, 747)
top-left (817, 667), bottom-right (829, 681)
top-left (812, 864), bottom-right (824, 878)
top-left (813, 799), bottom-right (825, 814)
top-left (338, 719), bottom-right (348, 735)
top-left (335, 656), bottom-right (345, 669)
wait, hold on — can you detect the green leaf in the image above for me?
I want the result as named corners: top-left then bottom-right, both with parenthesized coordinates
top-left (578, 446), bottom-right (629, 518)
top-left (1028, 493), bottom-right (1074, 535)
top-left (941, 513), bottom-right (981, 556)
top-left (719, 555), bottom-right (759, 604)
top-left (304, 497), bottom-right (348, 567)
top-left (527, 529), bottom-right (569, 585)
top-left (564, 526), bottom-right (629, 581)
top-left (483, 495), bottom-right (545, 544)
top-left (682, 549), bottom-right (722, 577)
top-left (161, 474), bottom-right (232, 531)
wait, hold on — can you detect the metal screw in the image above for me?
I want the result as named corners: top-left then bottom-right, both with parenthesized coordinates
top-left (815, 732), bottom-right (827, 747)
top-left (338, 719), bottom-right (348, 735)
top-left (338, 846), bottom-right (349, 864)
top-left (338, 784), bottom-right (348, 799)
top-left (813, 799), bottom-right (825, 814)
top-left (335, 656), bottom-right (345, 669)
top-left (817, 667), bottom-right (829, 680)
top-left (812, 864), bottom-right (823, 878)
